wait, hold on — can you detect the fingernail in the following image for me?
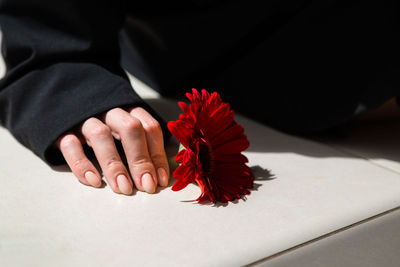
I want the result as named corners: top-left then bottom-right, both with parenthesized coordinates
top-left (157, 168), bottom-right (169, 187)
top-left (142, 173), bottom-right (155, 193)
top-left (85, 171), bottom-right (101, 187)
top-left (117, 174), bottom-right (132, 195)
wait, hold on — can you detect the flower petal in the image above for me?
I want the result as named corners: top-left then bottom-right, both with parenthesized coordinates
top-left (213, 138), bottom-right (250, 157)
top-left (210, 123), bottom-right (245, 148)
top-left (168, 88), bottom-right (254, 203)
top-left (167, 121), bottom-right (193, 148)
top-left (212, 153), bottom-right (249, 164)
top-left (171, 166), bottom-right (196, 191)
top-left (171, 178), bottom-right (190, 191)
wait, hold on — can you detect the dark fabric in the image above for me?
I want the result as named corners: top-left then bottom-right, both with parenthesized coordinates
top-left (123, 0), bottom-right (400, 134)
top-left (208, 0), bottom-right (400, 133)
top-left (0, 0), bottom-right (168, 165)
top-left (0, 0), bottom-right (399, 166)
top-left (123, 0), bottom-right (313, 94)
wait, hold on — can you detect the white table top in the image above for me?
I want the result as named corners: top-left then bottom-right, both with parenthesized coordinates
top-left (1, 75), bottom-right (399, 267)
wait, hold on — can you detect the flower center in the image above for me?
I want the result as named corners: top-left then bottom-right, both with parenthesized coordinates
top-left (193, 130), bottom-right (212, 175)
top-left (198, 141), bottom-right (211, 174)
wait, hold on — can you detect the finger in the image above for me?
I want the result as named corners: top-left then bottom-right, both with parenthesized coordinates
top-left (80, 118), bottom-right (133, 195)
top-left (56, 133), bottom-right (102, 188)
top-left (104, 108), bottom-right (158, 193)
top-left (128, 107), bottom-right (170, 187)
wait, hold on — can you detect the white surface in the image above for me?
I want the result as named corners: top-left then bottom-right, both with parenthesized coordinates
top-left (125, 72), bottom-right (160, 99)
top-left (256, 208), bottom-right (400, 267)
top-left (1, 80), bottom-right (400, 266)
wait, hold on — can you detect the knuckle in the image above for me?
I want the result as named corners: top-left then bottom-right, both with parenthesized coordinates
top-left (110, 107), bottom-right (124, 113)
top-left (105, 158), bottom-right (124, 171)
top-left (150, 152), bottom-right (165, 164)
top-left (143, 119), bottom-right (161, 134)
top-left (88, 124), bottom-right (111, 138)
top-left (122, 116), bottom-right (142, 132)
top-left (71, 158), bottom-right (86, 171)
top-left (84, 117), bottom-right (100, 127)
top-left (128, 155), bottom-right (152, 167)
top-left (59, 135), bottom-right (79, 150)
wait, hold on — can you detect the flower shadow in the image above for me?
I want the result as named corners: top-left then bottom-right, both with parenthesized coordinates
top-left (183, 165), bottom-right (276, 207)
top-left (251, 165), bottom-right (276, 181)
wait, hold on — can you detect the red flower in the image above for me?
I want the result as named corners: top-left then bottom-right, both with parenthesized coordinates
top-left (167, 89), bottom-right (254, 203)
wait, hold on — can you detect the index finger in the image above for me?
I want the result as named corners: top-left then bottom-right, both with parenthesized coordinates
top-left (128, 107), bottom-right (170, 187)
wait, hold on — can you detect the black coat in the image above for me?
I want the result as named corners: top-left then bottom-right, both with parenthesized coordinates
top-left (0, 0), bottom-right (168, 165)
top-left (1, 0), bottom-right (399, 165)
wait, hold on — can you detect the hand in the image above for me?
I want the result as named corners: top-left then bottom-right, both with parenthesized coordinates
top-left (56, 107), bottom-right (170, 195)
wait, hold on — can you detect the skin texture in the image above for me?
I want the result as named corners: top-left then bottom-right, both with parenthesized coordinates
top-left (56, 107), bottom-right (170, 195)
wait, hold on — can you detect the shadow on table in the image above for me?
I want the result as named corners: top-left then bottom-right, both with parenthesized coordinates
top-left (205, 166), bottom-right (276, 208)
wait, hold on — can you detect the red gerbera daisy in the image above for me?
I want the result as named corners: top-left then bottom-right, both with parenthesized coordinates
top-left (167, 89), bottom-right (254, 203)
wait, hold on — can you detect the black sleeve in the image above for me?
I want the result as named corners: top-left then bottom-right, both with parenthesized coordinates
top-left (0, 0), bottom-right (167, 165)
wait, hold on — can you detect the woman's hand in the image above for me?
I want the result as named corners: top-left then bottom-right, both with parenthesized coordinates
top-left (56, 107), bottom-right (170, 195)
